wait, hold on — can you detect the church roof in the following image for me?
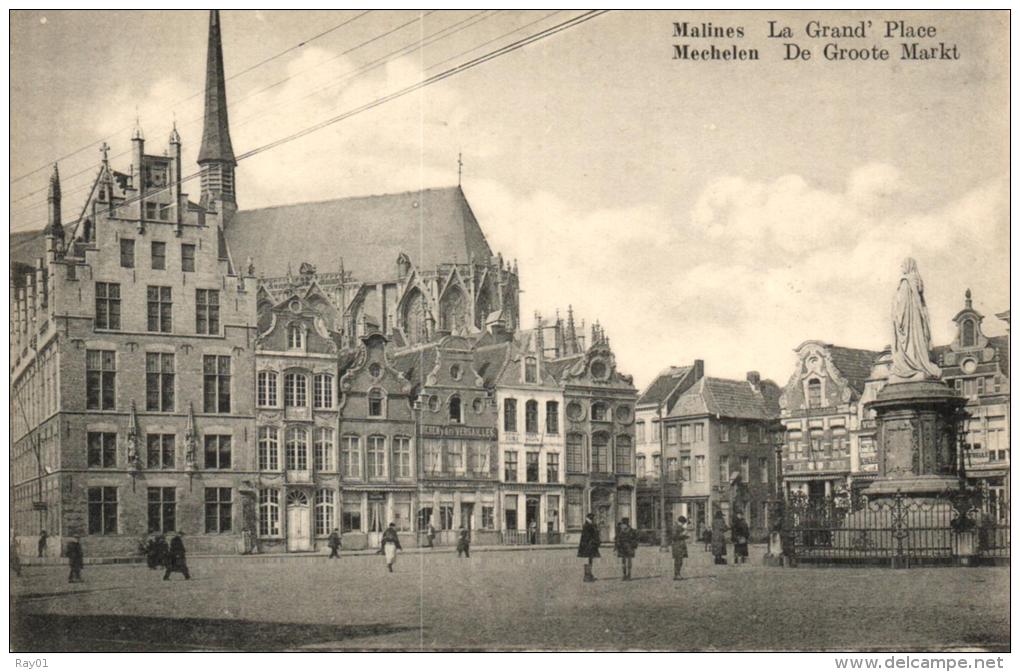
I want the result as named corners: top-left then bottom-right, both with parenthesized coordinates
top-left (224, 186), bottom-right (494, 283)
top-left (668, 376), bottom-right (780, 421)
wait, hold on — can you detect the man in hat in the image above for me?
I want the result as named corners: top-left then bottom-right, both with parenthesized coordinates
top-left (163, 531), bottom-right (190, 580)
top-left (614, 518), bottom-right (639, 580)
top-left (577, 512), bottom-right (601, 582)
top-left (327, 528), bottom-right (342, 559)
top-left (66, 536), bottom-right (84, 583)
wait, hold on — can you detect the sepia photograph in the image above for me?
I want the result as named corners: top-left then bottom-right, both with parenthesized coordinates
top-left (7, 8), bottom-right (1010, 656)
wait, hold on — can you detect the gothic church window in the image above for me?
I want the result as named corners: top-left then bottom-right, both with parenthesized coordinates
top-left (402, 288), bottom-right (427, 345)
top-left (440, 287), bottom-right (468, 334)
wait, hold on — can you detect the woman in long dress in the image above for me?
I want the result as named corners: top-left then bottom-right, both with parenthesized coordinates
top-left (381, 523), bottom-right (402, 572)
top-left (711, 510), bottom-right (728, 565)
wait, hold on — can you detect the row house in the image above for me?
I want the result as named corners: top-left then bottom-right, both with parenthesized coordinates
top-left (494, 326), bottom-right (566, 544)
top-left (545, 321), bottom-right (638, 543)
top-left (664, 370), bottom-right (782, 541)
top-left (11, 121), bottom-right (257, 558)
top-left (253, 277), bottom-right (342, 552)
top-left (634, 361), bottom-right (702, 533)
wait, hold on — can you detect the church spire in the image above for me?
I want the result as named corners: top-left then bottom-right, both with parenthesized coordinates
top-left (45, 164), bottom-right (63, 238)
top-left (198, 9), bottom-right (237, 213)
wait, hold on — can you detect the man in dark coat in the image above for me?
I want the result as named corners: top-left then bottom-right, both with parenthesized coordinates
top-left (327, 528), bottom-right (342, 559)
top-left (163, 531), bottom-right (191, 580)
top-left (456, 526), bottom-right (471, 558)
top-left (731, 511), bottom-right (751, 563)
top-left (614, 518), bottom-right (639, 580)
top-left (66, 536), bottom-right (84, 583)
top-left (38, 530), bottom-right (48, 557)
top-left (153, 534), bottom-right (169, 569)
top-left (671, 516), bottom-right (690, 580)
top-left (577, 513), bottom-right (601, 582)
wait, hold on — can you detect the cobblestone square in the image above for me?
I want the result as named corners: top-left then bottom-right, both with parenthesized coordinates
top-left (10, 547), bottom-right (1009, 651)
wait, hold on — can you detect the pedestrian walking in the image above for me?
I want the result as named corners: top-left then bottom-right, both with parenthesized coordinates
top-left (38, 530), bottom-right (48, 558)
top-left (327, 528), bottom-right (342, 559)
top-left (711, 510), bottom-right (729, 565)
top-left (577, 513), bottom-right (601, 582)
top-left (380, 522), bottom-right (402, 572)
top-left (614, 518), bottom-right (639, 580)
top-left (426, 523), bottom-right (437, 549)
top-left (456, 526), bottom-right (471, 558)
top-left (153, 534), bottom-right (169, 569)
top-left (732, 511), bottom-right (750, 564)
top-left (671, 516), bottom-right (690, 580)
top-left (163, 531), bottom-right (191, 580)
top-left (528, 520), bottom-right (538, 545)
top-left (66, 536), bottom-right (84, 583)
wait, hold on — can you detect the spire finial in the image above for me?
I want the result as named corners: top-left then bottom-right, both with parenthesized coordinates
top-left (132, 108), bottom-right (144, 140)
top-left (965, 288), bottom-right (972, 309)
top-left (169, 113), bottom-right (181, 145)
top-left (99, 141), bottom-right (110, 163)
top-left (457, 151), bottom-right (463, 186)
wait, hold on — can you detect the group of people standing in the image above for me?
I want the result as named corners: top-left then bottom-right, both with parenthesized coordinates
top-left (140, 531), bottom-right (191, 580)
top-left (577, 509), bottom-right (753, 582)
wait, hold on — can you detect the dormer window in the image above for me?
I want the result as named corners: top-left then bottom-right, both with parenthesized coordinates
top-left (807, 379), bottom-right (822, 409)
top-left (524, 357), bottom-right (537, 383)
top-left (961, 319), bottom-right (976, 348)
top-left (288, 325), bottom-right (304, 350)
top-left (368, 388), bottom-right (385, 418)
top-left (449, 395), bottom-right (463, 424)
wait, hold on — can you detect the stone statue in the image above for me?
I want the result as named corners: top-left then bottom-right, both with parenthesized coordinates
top-left (889, 258), bottom-right (941, 382)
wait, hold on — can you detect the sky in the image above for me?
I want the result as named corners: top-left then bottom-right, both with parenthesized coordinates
top-left (9, 10), bottom-right (1010, 390)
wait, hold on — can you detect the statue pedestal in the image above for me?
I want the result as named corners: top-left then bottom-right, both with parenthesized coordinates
top-left (863, 380), bottom-right (966, 499)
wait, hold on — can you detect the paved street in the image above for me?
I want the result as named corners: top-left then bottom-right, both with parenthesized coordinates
top-left (11, 546), bottom-right (1009, 651)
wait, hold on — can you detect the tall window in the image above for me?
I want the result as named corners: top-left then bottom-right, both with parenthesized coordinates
top-left (681, 455), bottom-right (692, 481)
top-left (314, 374), bottom-right (334, 409)
top-left (740, 456), bottom-right (751, 482)
top-left (314, 428), bottom-right (335, 471)
top-left (258, 426), bottom-right (279, 471)
top-left (592, 433), bottom-right (610, 473)
top-left (440, 504), bottom-right (454, 530)
top-left (719, 455), bottom-right (730, 484)
top-left (368, 388), bottom-right (384, 417)
top-left (203, 355), bottom-right (231, 413)
top-left (524, 357), bottom-right (537, 383)
top-left (504, 451), bottom-right (518, 482)
top-left (447, 440), bottom-right (464, 473)
top-left (695, 455), bottom-right (706, 482)
top-left (567, 490), bottom-right (583, 530)
top-left (147, 487), bottom-right (176, 533)
top-left (95, 282), bottom-right (121, 330)
top-left (695, 424), bottom-right (704, 442)
top-left (288, 325), bottom-right (304, 349)
top-left (567, 434), bottom-right (584, 473)
top-left (526, 452), bottom-right (540, 482)
top-left (120, 238), bottom-right (135, 268)
top-left (204, 435), bottom-right (232, 469)
top-left (591, 402), bottom-right (609, 422)
top-left (504, 398), bottom-right (518, 432)
top-left (449, 395), bottom-right (463, 424)
top-left (636, 421), bottom-right (646, 443)
top-left (393, 437), bottom-right (412, 478)
top-left (146, 434), bottom-right (175, 469)
top-left (145, 353), bottom-right (174, 412)
top-left (86, 349), bottom-right (116, 410)
top-left (259, 489), bottom-right (280, 536)
top-left (285, 427), bottom-right (308, 470)
top-left (637, 454), bottom-right (646, 477)
top-left (181, 243), bottom-right (196, 272)
top-left (667, 457), bottom-right (678, 482)
top-left (546, 401), bottom-right (559, 434)
top-left (472, 444), bottom-right (491, 473)
top-left (146, 286), bottom-right (172, 333)
top-left (807, 379), bottom-right (822, 409)
top-left (667, 426), bottom-right (678, 445)
top-left (151, 241), bottom-right (166, 270)
top-left (720, 424), bottom-right (730, 442)
top-left (420, 442), bottom-right (440, 473)
top-left (962, 319), bottom-right (976, 347)
top-left (759, 457), bottom-right (769, 484)
top-left (87, 432), bottom-right (117, 468)
top-left (681, 425), bottom-right (691, 443)
top-left (314, 489), bottom-right (336, 536)
top-left (525, 400), bottom-right (539, 433)
top-left (205, 487), bottom-right (232, 533)
top-left (284, 373), bottom-right (307, 408)
top-left (739, 425), bottom-right (749, 444)
top-left (367, 435), bottom-right (386, 479)
top-left (196, 289), bottom-right (220, 335)
top-left (341, 435), bottom-right (361, 478)
top-left (546, 452), bottom-right (560, 482)
top-left (87, 486), bottom-right (118, 535)
top-left (615, 435), bottom-right (633, 474)
top-left (257, 371), bottom-right (278, 407)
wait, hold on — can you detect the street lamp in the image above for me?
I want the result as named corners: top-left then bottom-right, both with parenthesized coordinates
top-left (658, 402), bottom-right (668, 550)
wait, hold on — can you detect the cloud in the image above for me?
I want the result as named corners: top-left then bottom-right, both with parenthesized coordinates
top-left (468, 165), bottom-right (1008, 389)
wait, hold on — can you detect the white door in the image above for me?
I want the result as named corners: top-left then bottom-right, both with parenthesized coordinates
top-left (286, 490), bottom-right (311, 551)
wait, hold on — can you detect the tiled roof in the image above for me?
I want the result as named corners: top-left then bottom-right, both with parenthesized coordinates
top-left (224, 186), bottom-right (493, 282)
top-left (473, 342), bottom-right (511, 387)
top-left (668, 376), bottom-right (780, 421)
top-left (828, 346), bottom-right (882, 394)
top-left (637, 366), bottom-right (692, 406)
top-left (391, 346), bottom-right (439, 388)
top-left (543, 355), bottom-right (583, 382)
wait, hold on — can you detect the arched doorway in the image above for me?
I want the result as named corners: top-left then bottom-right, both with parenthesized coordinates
top-left (286, 490), bottom-right (311, 551)
top-left (590, 487), bottom-right (613, 541)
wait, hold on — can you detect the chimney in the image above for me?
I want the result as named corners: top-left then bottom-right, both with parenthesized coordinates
top-left (747, 370), bottom-right (761, 388)
top-left (692, 359), bottom-right (704, 381)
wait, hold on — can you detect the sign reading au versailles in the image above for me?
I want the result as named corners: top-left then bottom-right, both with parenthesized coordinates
top-left (421, 424), bottom-right (497, 440)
